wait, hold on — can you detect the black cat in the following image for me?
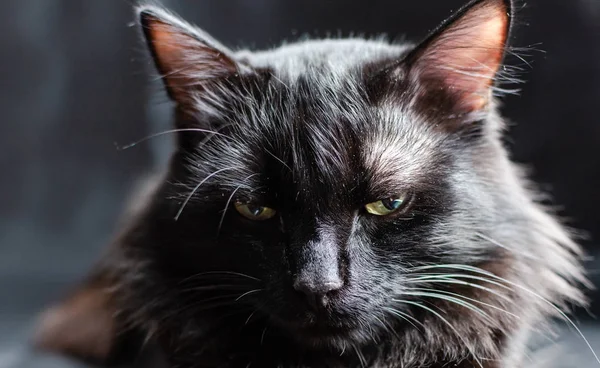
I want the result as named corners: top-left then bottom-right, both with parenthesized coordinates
top-left (35, 0), bottom-right (589, 367)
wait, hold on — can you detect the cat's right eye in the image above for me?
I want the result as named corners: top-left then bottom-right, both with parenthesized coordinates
top-left (234, 201), bottom-right (277, 221)
top-left (365, 193), bottom-right (411, 216)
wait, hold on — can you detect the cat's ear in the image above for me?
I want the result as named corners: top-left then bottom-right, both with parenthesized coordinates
top-left (404, 0), bottom-right (513, 114)
top-left (138, 6), bottom-right (244, 109)
top-left (33, 275), bottom-right (141, 365)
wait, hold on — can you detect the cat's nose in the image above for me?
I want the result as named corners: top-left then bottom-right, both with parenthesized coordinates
top-left (293, 277), bottom-right (344, 310)
top-left (291, 226), bottom-right (345, 310)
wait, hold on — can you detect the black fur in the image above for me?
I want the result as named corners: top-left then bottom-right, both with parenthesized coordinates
top-left (38, 0), bottom-right (588, 367)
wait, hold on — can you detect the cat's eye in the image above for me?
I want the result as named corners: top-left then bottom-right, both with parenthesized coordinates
top-left (365, 194), bottom-right (411, 216)
top-left (234, 201), bottom-right (277, 221)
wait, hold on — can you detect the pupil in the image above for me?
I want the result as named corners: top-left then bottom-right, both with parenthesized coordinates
top-left (248, 205), bottom-right (263, 216)
top-left (383, 198), bottom-right (402, 211)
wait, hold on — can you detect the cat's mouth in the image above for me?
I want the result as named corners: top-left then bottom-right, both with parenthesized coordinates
top-left (271, 310), bottom-right (362, 342)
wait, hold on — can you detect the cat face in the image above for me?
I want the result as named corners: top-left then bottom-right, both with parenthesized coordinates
top-left (137, 0), bottom-right (514, 348)
top-left (164, 68), bottom-right (458, 345)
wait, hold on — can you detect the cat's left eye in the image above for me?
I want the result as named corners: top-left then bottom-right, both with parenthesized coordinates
top-left (234, 201), bottom-right (277, 221)
top-left (365, 194), bottom-right (411, 216)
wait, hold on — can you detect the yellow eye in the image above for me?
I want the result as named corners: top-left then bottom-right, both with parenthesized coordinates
top-left (365, 195), bottom-right (410, 216)
top-left (234, 201), bottom-right (277, 221)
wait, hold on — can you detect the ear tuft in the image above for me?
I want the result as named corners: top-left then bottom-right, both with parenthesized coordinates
top-left (407, 0), bottom-right (513, 113)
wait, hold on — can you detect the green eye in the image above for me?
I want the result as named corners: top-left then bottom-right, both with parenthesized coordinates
top-left (365, 195), bottom-right (410, 216)
top-left (234, 201), bottom-right (277, 221)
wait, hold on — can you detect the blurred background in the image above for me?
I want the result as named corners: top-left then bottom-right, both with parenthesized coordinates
top-left (1, 0), bottom-right (599, 367)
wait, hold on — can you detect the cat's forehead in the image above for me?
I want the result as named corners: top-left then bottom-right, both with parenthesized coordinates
top-left (223, 81), bottom-right (447, 195)
top-left (203, 40), bottom-right (449, 195)
top-left (238, 39), bottom-right (411, 83)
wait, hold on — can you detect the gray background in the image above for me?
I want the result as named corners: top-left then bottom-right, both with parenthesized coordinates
top-left (1, 0), bottom-right (599, 367)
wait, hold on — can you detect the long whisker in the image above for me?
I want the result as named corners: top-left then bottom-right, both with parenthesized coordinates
top-left (260, 327), bottom-right (268, 345)
top-left (405, 276), bottom-right (513, 303)
top-left (406, 287), bottom-right (520, 320)
top-left (178, 284), bottom-right (253, 294)
top-left (401, 291), bottom-right (491, 321)
top-left (178, 271), bottom-right (261, 284)
top-left (372, 314), bottom-right (398, 340)
top-left (379, 315), bottom-right (401, 340)
top-left (245, 310), bottom-right (259, 325)
top-left (217, 173), bottom-right (260, 235)
top-left (413, 264), bottom-right (600, 365)
top-left (116, 128), bottom-right (228, 150)
top-left (407, 273), bottom-right (513, 293)
top-left (191, 293), bottom-right (250, 306)
top-left (397, 300), bottom-right (484, 368)
top-left (175, 166), bottom-right (240, 220)
top-left (383, 306), bottom-right (424, 332)
top-left (235, 289), bottom-right (262, 302)
top-left (161, 297), bottom-right (253, 322)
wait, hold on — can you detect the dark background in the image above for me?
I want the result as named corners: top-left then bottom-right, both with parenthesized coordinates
top-left (1, 0), bottom-right (599, 367)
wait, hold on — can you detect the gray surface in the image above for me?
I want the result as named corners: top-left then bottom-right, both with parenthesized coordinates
top-left (1, 0), bottom-right (599, 367)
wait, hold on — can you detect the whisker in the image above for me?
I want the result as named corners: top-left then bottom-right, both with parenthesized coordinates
top-left (192, 293), bottom-right (249, 306)
top-left (178, 284), bottom-right (252, 294)
top-left (397, 300), bottom-right (484, 368)
top-left (178, 271), bottom-right (261, 284)
top-left (235, 289), bottom-right (262, 302)
top-left (401, 291), bottom-right (491, 321)
top-left (175, 166), bottom-right (241, 220)
top-left (409, 278), bottom-right (514, 304)
top-left (407, 273), bottom-right (513, 293)
top-left (406, 274), bottom-right (514, 302)
top-left (406, 287), bottom-right (520, 320)
top-left (116, 128), bottom-right (228, 150)
top-left (217, 173), bottom-right (260, 235)
top-left (245, 310), bottom-right (258, 325)
top-left (160, 298), bottom-right (252, 322)
top-left (383, 306), bottom-right (424, 332)
top-left (260, 327), bottom-right (268, 345)
top-left (413, 264), bottom-right (600, 365)
top-left (374, 314), bottom-right (400, 340)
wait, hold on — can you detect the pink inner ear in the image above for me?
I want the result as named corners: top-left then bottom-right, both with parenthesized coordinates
top-left (143, 16), bottom-right (238, 102)
top-left (147, 20), bottom-right (230, 78)
top-left (414, 1), bottom-right (510, 111)
top-left (148, 21), bottom-right (188, 71)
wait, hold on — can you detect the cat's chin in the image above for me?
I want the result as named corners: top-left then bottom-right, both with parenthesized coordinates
top-left (270, 315), bottom-right (376, 349)
top-left (292, 325), bottom-right (377, 350)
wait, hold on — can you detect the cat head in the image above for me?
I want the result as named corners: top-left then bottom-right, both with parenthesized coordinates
top-left (135, 0), bottom-right (515, 345)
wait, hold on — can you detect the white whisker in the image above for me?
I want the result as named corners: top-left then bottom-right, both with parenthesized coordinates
top-left (397, 300), bottom-right (484, 368)
top-left (235, 289), bottom-right (262, 302)
top-left (116, 128), bottom-right (228, 151)
top-left (413, 264), bottom-right (600, 365)
top-left (175, 166), bottom-right (240, 220)
top-left (217, 173), bottom-right (260, 235)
